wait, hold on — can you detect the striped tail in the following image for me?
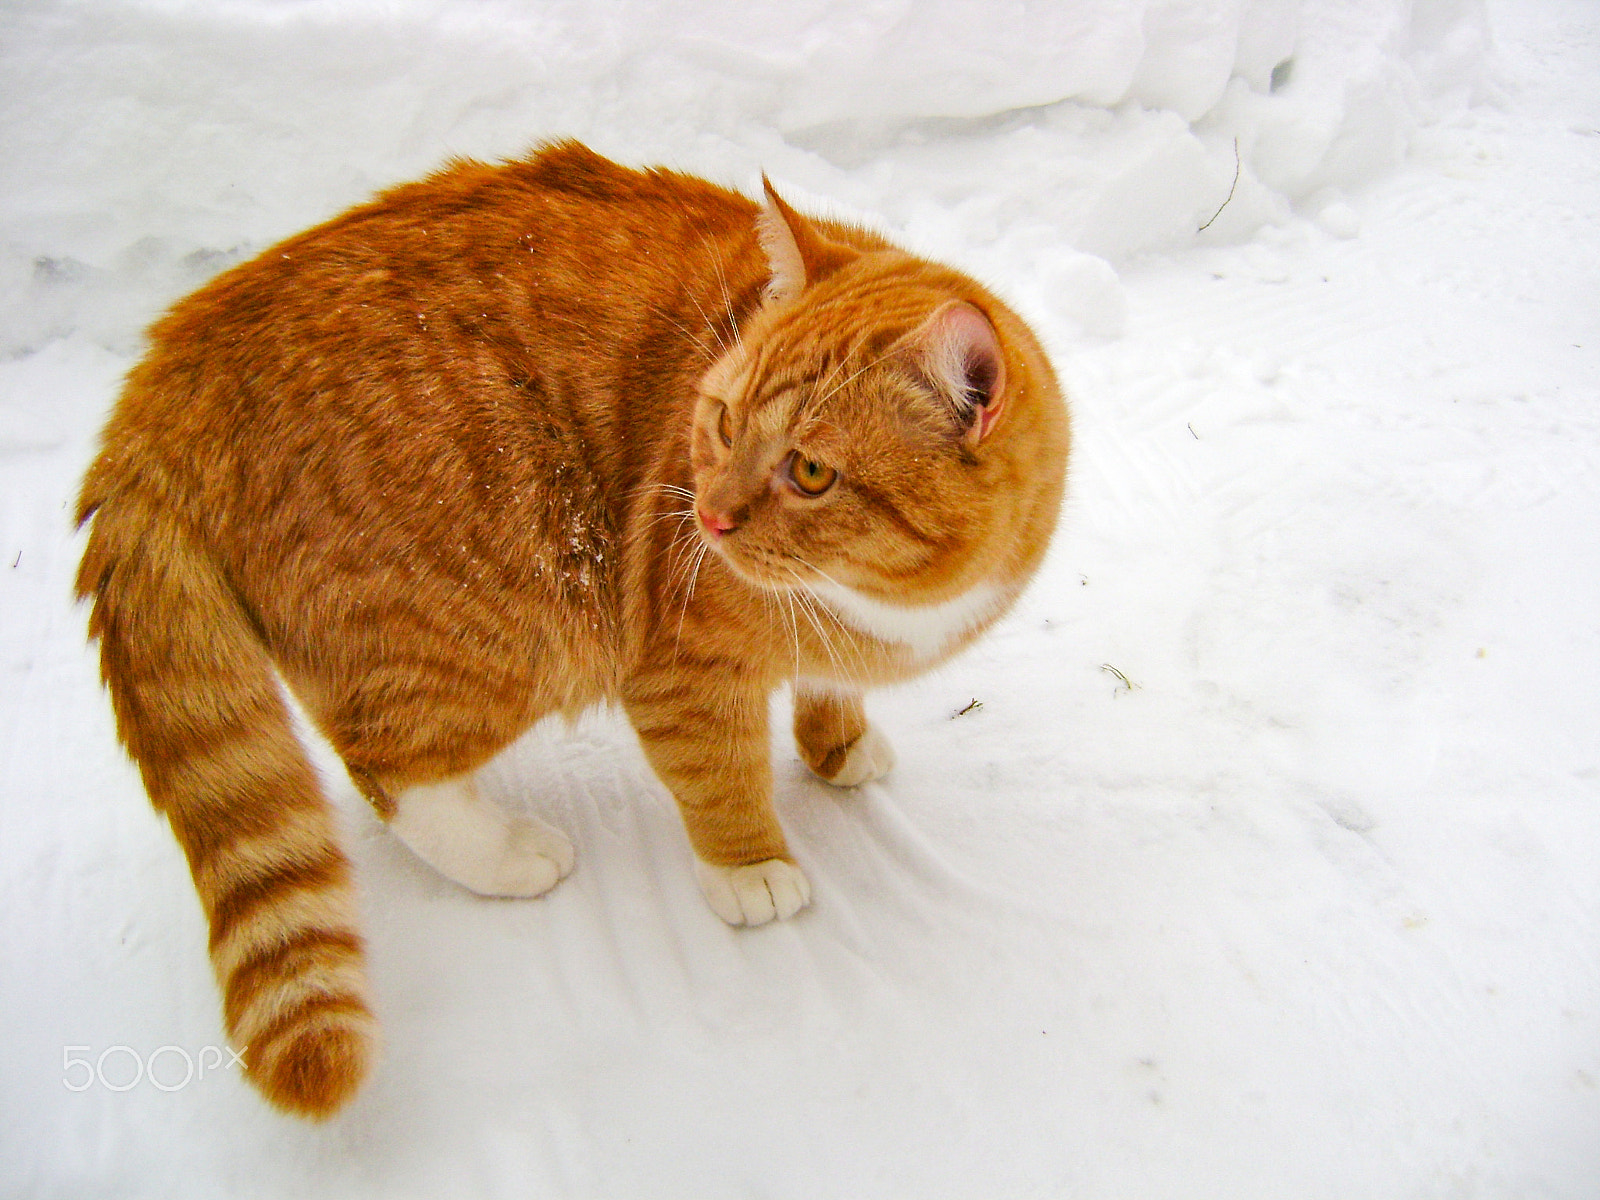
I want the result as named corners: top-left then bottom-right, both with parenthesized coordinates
top-left (75, 485), bottom-right (377, 1120)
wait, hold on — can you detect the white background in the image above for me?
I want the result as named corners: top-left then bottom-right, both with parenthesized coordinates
top-left (2, 0), bottom-right (1596, 1196)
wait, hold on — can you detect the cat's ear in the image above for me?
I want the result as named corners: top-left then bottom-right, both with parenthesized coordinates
top-left (914, 301), bottom-right (1008, 446)
top-left (758, 177), bottom-right (857, 304)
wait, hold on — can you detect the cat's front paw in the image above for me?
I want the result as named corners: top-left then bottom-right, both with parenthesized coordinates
top-left (694, 857), bottom-right (812, 926)
top-left (814, 723), bottom-right (896, 787)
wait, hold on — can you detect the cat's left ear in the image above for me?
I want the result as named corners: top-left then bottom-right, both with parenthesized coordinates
top-left (914, 301), bottom-right (1008, 446)
top-left (758, 177), bottom-right (857, 304)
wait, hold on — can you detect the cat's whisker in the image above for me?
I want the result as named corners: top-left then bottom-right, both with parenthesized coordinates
top-left (665, 527), bottom-right (708, 605)
top-left (810, 346), bottom-right (852, 411)
top-left (631, 481), bottom-right (697, 500)
top-left (683, 286), bottom-right (732, 359)
top-left (685, 540), bottom-right (710, 602)
top-left (643, 499), bottom-right (695, 524)
top-left (700, 234), bottom-right (744, 351)
top-left (648, 305), bottom-right (720, 365)
top-left (757, 587), bottom-right (784, 669)
top-left (655, 512), bottom-right (707, 645)
top-left (672, 540), bottom-right (712, 661)
top-left (782, 571), bottom-right (838, 680)
top-left (646, 507), bottom-right (699, 538)
top-left (632, 484), bottom-right (702, 543)
top-left (760, 586), bottom-right (803, 686)
top-left (782, 554), bottom-right (877, 683)
top-left (804, 333), bottom-right (905, 425)
top-left (665, 542), bottom-right (701, 600)
top-left (783, 566), bottom-right (868, 689)
top-left (785, 552), bottom-right (850, 596)
top-left (813, 348), bottom-right (892, 409)
top-left (657, 506), bottom-right (700, 553)
top-left (778, 588), bottom-right (803, 682)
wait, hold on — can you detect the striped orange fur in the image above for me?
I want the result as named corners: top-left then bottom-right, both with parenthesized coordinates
top-left (75, 141), bottom-right (1069, 1118)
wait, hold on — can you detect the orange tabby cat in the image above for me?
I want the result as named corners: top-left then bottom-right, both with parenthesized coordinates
top-left (75, 141), bottom-right (1069, 1119)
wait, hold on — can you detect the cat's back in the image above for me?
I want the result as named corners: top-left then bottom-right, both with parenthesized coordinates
top-left (89, 144), bottom-right (757, 530)
top-left (131, 140), bottom-right (752, 404)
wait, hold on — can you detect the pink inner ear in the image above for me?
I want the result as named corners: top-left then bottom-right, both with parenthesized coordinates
top-left (924, 303), bottom-right (1006, 442)
top-left (757, 178), bottom-right (859, 304)
top-left (757, 179), bottom-right (807, 304)
top-left (976, 392), bottom-right (1002, 440)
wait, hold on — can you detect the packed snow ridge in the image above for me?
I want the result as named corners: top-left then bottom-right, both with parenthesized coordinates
top-left (1, 0), bottom-right (1490, 356)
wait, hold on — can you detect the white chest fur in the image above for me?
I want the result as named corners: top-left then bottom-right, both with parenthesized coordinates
top-left (809, 578), bottom-right (1006, 660)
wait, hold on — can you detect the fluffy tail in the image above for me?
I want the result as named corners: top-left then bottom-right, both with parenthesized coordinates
top-left (75, 482), bottom-right (377, 1120)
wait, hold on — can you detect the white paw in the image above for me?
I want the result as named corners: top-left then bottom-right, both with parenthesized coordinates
top-left (818, 723), bottom-right (896, 787)
top-left (486, 815), bottom-right (576, 898)
top-left (390, 778), bottom-right (574, 898)
top-left (694, 857), bottom-right (811, 926)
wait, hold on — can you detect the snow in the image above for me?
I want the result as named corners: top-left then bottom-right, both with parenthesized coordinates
top-left (2, 0), bottom-right (1597, 1196)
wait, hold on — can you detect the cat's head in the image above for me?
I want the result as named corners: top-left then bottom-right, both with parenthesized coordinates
top-left (689, 182), bottom-right (1069, 646)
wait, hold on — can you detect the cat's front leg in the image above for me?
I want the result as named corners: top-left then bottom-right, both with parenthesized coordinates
top-left (793, 684), bottom-right (896, 787)
top-left (623, 672), bottom-right (809, 926)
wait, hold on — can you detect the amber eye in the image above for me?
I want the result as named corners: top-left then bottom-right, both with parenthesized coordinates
top-left (788, 453), bottom-right (837, 496)
top-left (716, 404), bottom-right (734, 447)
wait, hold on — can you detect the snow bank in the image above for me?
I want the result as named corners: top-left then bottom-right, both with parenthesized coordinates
top-left (1, 0), bottom-right (1489, 356)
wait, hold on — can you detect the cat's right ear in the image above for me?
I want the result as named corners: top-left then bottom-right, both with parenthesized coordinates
top-left (757, 177), bottom-right (857, 304)
top-left (913, 301), bottom-right (1008, 447)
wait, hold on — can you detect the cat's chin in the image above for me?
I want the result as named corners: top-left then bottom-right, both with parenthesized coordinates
top-left (698, 537), bottom-right (805, 595)
top-left (721, 561), bottom-right (797, 597)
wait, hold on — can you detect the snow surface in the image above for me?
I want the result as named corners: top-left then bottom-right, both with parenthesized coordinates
top-left (3, 0), bottom-right (1597, 1196)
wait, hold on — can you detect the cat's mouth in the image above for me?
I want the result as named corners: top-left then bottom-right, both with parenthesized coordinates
top-left (693, 519), bottom-right (818, 597)
top-left (698, 529), bottom-right (782, 590)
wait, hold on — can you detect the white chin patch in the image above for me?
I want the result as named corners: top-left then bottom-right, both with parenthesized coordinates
top-left (809, 578), bottom-right (1005, 659)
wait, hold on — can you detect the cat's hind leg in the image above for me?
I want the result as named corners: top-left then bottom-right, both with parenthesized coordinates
top-left (793, 685), bottom-right (895, 787)
top-left (387, 775), bottom-right (575, 898)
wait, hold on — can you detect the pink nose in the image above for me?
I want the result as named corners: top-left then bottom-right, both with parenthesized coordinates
top-left (698, 505), bottom-right (738, 536)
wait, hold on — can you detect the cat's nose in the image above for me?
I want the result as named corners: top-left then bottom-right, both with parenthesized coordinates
top-left (697, 505), bottom-right (740, 537)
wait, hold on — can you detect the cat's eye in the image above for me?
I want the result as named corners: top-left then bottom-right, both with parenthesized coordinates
top-left (788, 453), bottom-right (837, 497)
top-left (716, 404), bottom-right (734, 447)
